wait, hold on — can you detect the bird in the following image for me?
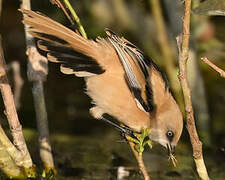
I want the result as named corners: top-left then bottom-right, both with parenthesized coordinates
top-left (20, 9), bottom-right (183, 156)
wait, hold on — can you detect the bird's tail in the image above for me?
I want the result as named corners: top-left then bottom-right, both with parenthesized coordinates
top-left (20, 9), bottom-right (105, 76)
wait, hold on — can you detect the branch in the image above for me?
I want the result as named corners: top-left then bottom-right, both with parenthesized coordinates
top-left (21, 0), bottom-right (55, 173)
top-left (0, 1), bottom-right (36, 178)
top-left (177, 0), bottom-right (210, 179)
top-left (0, 37), bottom-right (34, 171)
top-left (201, 57), bottom-right (225, 78)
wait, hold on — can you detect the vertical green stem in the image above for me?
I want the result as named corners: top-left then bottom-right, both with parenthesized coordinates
top-left (63, 0), bottom-right (87, 39)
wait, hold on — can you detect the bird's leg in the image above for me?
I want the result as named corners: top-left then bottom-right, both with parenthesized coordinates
top-left (126, 128), bottom-right (153, 153)
top-left (101, 116), bottom-right (135, 137)
top-left (90, 106), bottom-right (152, 151)
top-left (89, 106), bottom-right (135, 138)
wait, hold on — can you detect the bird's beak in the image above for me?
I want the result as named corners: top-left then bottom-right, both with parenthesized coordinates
top-left (166, 143), bottom-right (175, 155)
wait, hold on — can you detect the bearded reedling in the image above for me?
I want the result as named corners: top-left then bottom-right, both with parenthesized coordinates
top-left (20, 9), bottom-right (183, 162)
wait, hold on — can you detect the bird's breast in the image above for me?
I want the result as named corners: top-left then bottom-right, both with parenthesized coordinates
top-left (85, 69), bottom-right (150, 132)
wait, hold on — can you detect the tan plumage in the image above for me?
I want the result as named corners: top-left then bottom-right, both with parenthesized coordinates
top-left (20, 9), bottom-right (183, 153)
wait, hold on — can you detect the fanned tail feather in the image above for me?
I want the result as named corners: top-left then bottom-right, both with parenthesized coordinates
top-left (20, 9), bottom-right (105, 77)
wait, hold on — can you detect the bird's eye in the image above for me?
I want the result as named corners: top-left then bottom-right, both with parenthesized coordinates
top-left (166, 131), bottom-right (174, 141)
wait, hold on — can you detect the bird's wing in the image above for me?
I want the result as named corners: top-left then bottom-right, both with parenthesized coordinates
top-left (106, 29), bottom-right (155, 113)
top-left (20, 9), bottom-right (107, 77)
top-left (37, 40), bottom-right (105, 76)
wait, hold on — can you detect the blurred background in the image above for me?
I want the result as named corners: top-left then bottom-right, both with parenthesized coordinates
top-left (0, 0), bottom-right (225, 179)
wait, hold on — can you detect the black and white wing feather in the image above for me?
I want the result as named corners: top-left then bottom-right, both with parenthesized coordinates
top-left (106, 30), bottom-right (154, 113)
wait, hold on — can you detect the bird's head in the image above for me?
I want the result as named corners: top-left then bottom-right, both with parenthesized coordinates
top-left (149, 99), bottom-right (183, 155)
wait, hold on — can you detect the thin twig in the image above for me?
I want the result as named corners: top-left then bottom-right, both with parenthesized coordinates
top-left (50, 0), bottom-right (75, 25)
top-left (177, 0), bottom-right (210, 179)
top-left (126, 135), bottom-right (150, 180)
top-left (63, 0), bottom-right (87, 39)
top-left (201, 57), bottom-right (225, 78)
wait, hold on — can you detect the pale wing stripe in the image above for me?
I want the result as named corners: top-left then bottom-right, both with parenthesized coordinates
top-left (108, 37), bottom-right (150, 113)
top-left (108, 38), bottom-right (141, 89)
top-left (125, 47), bottom-right (149, 78)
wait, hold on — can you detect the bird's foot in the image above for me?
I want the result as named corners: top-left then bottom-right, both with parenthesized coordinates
top-left (126, 128), bottom-right (152, 153)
